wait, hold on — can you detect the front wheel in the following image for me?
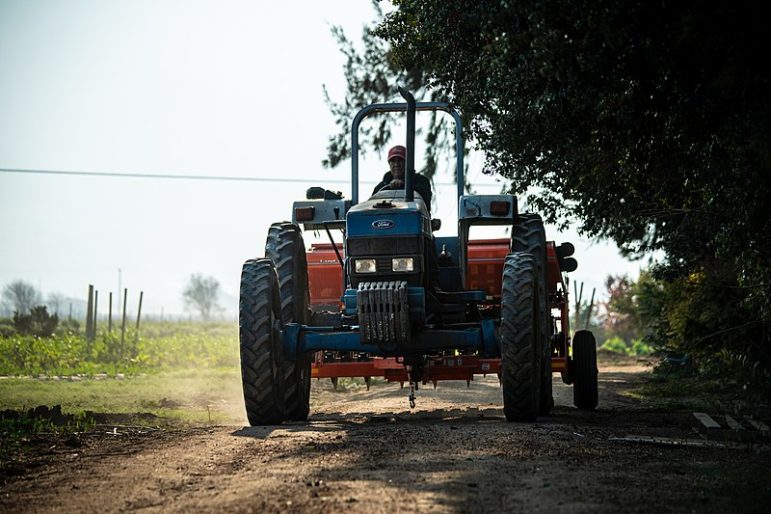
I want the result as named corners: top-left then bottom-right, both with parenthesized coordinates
top-left (239, 259), bottom-right (286, 425)
top-left (265, 222), bottom-right (311, 421)
top-left (572, 330), bottom-right (599, 410)
top-left (512, 213), bottom-right (553, 415)
top-left (500, 253), bottom-right (542, 422)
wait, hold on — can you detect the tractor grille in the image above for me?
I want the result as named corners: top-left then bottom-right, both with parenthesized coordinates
top-left (347, 237), bottom-right (422, 256)
top-left (357, 281), bottom-right (410, 349)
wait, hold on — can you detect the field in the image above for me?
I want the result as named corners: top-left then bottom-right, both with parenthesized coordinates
top-left (0, 321), bottom-right (244, 424)
top-left (2, 322), bottom-right (770, 513)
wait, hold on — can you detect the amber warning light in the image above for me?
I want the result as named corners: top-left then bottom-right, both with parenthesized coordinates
top-left (490, 201), bottom-right (510, 216)
top-left (295, 206), bottom-right (315, 222)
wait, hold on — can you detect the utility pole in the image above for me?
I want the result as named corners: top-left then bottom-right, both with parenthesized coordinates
top-left (120, 288), bottom-right (128, 357)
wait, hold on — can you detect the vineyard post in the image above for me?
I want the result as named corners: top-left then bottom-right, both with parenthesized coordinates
top-left (120, 288), bottom-right (128, 357)
top-left (585, 287), bottom-right (596, 329)
top-left (93, 289), bottom-right (99, 337)
top-left (134, 291), bottom-right (143, 342)
top-left (574, 281), bottom-right (584, 334)
top-left (85, 285), bottom-right (94, 342)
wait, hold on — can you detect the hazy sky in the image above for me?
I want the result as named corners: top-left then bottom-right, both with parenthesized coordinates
top-left (0, 0), bottom-right (644, 318)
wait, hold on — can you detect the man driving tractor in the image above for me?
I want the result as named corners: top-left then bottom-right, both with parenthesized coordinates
top-left (373, 145), bottom-right (433, 210)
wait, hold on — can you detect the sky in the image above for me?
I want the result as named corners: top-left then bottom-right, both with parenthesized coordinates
top-left (0, 0), bottom-right (646, 319)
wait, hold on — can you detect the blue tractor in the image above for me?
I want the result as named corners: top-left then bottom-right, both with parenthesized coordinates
top-left (239, 88), bottom-right (598, 425)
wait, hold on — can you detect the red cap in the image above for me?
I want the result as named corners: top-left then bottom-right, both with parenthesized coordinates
top-left (387, 145), bottom-right (406, 161)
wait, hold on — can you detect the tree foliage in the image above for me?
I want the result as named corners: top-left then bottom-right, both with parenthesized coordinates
top-left (13, 306), bottom-right (59, 337)
top-left (2, 280), bottom-right (42, 315)
top-left (182, 274), bottom-right (221, 321)
top-left (323, 1), bottom-right (461, 182)
top-left (602, 275), bottom-right (636, 344)
top-left (328, 0), bottom-right (771, 374)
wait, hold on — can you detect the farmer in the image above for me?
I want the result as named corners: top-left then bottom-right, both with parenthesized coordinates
top-left (373, 145), bottom-right (433, 210)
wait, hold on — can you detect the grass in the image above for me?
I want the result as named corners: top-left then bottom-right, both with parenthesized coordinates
top-left (0, 367), bottom-right (245, 424)
top-left (626, 367), bottom-right (756, 411)
top-left (0, 320), bottom-right (248, 433)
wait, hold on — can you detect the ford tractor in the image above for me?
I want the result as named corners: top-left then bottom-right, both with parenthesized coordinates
top-left (239, 88), bottom-right (598, 425)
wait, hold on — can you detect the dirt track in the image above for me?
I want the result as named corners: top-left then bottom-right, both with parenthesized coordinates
top-left (2, 362), bottom-right (770, 513)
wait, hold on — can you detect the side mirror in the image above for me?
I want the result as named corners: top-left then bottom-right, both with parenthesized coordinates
top-left (431, 219), bottom-right (442, 231)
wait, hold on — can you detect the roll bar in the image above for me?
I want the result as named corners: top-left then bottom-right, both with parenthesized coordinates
top-left (350, 97), bottom-right (464, 205)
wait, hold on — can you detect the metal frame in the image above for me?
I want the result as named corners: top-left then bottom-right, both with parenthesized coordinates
top-left (350, 101), bottom-right (464, 205)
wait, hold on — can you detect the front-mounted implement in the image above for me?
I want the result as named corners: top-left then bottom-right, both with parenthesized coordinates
top-left (239, 87), bottom-right (598, 425)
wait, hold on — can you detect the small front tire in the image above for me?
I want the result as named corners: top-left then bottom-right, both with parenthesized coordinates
top-left (572, 330), bottom-right (599, 410)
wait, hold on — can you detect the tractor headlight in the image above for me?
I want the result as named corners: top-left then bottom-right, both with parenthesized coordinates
top-left (392, 257), bottom-right (414, 272)
top-left (354, 258), bottom-right (377, 273)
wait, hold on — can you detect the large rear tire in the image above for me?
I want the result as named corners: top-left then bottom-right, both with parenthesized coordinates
top-left (265, 222), bottom-right (312, 422)
top-left (512, 214), bottom-right (553, 415)
top-left (500, 253), bottom-right (541, 422)
top-left (239, 259), bottom-right (286, 425)
top-left (573, 330), bottom-right (599, 410)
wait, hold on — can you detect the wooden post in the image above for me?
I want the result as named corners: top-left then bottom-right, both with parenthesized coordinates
top-left (120, 288), bottom-right (128, 357)
top-left (574, 281), bottom-right (583, 334)
top-left (585, 287), bottom-right (596, 329)
top-left (134, 291), bottom-right (144, 342)
top-left (85, 285), bottom-right (94, 342)
top-left (93, 290), bottom-right (99, 337)
top-left (108, 292), bottom-right (113, 333)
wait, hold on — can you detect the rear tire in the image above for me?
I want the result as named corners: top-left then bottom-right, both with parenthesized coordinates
top-left (239, 259), bottom-right (286, 425)
top-left (500, 253), bottom-right (541, 422)
top-left (512, 214), bottom-right (553, 415)
top-left (265, 222), bottom-right (312, 421)
top-left (573, 330), bottom-right (599, 410)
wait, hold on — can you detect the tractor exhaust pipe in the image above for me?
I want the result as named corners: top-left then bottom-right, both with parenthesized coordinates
top-left (398, 86), bottom-right (416, 203)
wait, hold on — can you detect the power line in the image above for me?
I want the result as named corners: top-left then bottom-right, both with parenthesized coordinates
top-left (0, 167), bottom-right (504, 188)
top-left (0, 167), bottom-right (349, 184)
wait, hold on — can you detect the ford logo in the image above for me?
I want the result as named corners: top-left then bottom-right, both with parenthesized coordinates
top-left (372, 219), bottom-right (395, 230)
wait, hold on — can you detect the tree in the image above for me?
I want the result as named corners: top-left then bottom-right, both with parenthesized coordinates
top-left (2, 280), bottom-right (42, 315)
top-left (602, 275), bottom-right (636, 344)
top-left (329, 1), bottom-right (771, 375)
top-left (14, 306), bottom-right (58, 337)
top-left (46, 292), bottom-right (67, 316)
top-left (182, 274), bottom-right (221, 321)
top-left (323, 1), bottom-right (464, 184)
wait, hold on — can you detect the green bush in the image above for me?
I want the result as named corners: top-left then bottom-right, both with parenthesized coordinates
top-left (13, 306), bottom-right (58, 337)
top-left (630, 339), bottom-right (653, 356)
top-left (599, 336), bottom-right (654, 356)
top-left (0, 319), bottom-right (16, 338)
top-left (600, 336), bottom-right (628, 354)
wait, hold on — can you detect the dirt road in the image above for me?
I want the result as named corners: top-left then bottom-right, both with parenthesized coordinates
top-left (2, 362), bottom-right (769, 513)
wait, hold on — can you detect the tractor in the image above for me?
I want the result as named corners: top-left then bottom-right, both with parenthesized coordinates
top-left (239, 87), bottom-right (598, 425)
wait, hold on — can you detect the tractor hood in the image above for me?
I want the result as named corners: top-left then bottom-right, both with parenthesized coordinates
top-left (346, 190), bottom-right (430, 237)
